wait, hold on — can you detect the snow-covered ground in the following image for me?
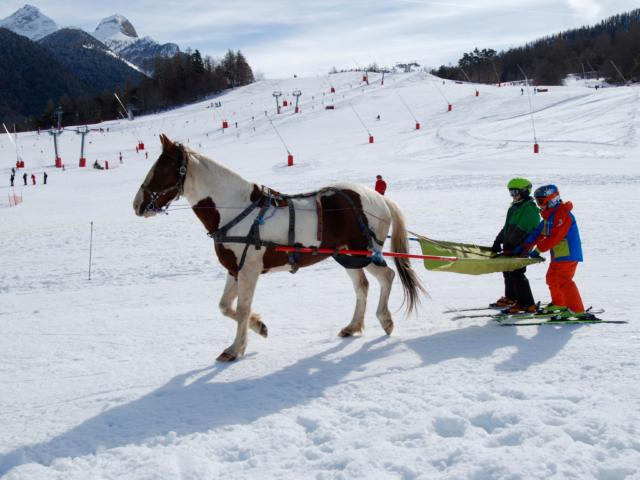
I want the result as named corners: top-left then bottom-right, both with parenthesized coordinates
top-left (1, 72), bottom-right (639, 479)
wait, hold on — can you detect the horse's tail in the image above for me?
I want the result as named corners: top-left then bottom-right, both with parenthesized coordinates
top-left (384, 196), bottom-right (427, 315)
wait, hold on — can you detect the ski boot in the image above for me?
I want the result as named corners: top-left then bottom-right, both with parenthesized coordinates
top-left (501, 304), bottom-right (538, 315)
top-left (550, 309), bottom-right (597, 321)
top-left (538, 303), bottom-right (568, 315)
top-left (490, 297), bottom-right (516, 308)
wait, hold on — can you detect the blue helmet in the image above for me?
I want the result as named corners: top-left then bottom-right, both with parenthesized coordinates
top-left (534, 184), bottom-right (561, 209)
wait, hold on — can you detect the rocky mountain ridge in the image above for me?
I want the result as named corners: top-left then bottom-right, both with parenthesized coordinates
top-left (0, 5), bottom-right (179, 73)
top-left (0, 3), bottom-right (57, 40)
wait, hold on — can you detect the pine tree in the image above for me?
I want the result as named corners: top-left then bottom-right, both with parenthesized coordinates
top-left (234, 51), bottom-right (254, 85)
top-left (222, 50), bottom-right (237, 86)
top-left (192, 49), bottom-right (205, 75)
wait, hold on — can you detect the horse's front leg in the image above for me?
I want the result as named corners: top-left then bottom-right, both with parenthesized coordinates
top-left (218, 273), bottom-right (268, 337)
top-left (339, 268), bottom-right (369, 337)
top-left (217, 268), bottom-right (261, 362)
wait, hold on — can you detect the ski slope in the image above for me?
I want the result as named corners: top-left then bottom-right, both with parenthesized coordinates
top-left (1, 72), bottom-right (639, 479)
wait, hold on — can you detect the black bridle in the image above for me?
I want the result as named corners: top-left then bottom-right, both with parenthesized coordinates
top-left (140, 145), bottom-right (189, 214)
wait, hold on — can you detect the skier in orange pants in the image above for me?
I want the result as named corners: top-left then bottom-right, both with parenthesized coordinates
top-left (545, 262), bottom-right (584, 313)
top-left (519, 184), bottom-right (591, 319)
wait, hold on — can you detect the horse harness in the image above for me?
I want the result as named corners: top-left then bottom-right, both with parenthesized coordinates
top-left (141, 145), bottom-right (385, 272)
top-left (140, 146), bottom-right (189, 214)
top-left (210, 186), bottom-right (386, 273)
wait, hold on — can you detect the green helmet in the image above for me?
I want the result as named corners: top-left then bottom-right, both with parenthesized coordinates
top-left (507, 177), bottom-right (532, 199)
top-left (507, 178), bottom-right (532, 190)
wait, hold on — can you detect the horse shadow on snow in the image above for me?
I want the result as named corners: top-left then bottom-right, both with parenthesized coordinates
top-left (0, 323), bottom-right (576, 474)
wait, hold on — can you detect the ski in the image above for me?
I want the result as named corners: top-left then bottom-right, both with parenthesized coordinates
top-left (494, 307), bottom-right (604, 322)
top-left (452, 307), bottom-right (604, 322)
top-left (451, 308), bottom-right (549, 320)
top-left (447, 301), bottom-right (549, 318)
top-left (443, 306), bottom-right (502, 314)
top-left (496, 316), bottom-right (626, 326)
top-left (451, 311), bottom-right (506, 320)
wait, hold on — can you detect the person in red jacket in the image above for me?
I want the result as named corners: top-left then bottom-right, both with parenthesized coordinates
top-left (520, 184), bottom-right (589, 318)
top-left (374, 175), bottom-right (387, 195)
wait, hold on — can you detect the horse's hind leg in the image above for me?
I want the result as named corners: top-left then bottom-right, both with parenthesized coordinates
top-left (218, 273), bottom-right (267, 337)
top-left (365, 263), bottom-right (395, 335)
top-left (218, 268), bottom-right (261, 362)
top-left (339, 268), bottom-right (369, 337)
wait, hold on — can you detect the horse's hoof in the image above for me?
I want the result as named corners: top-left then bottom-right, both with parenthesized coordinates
top-left (216, 351), bottom-right (237, 362)
top-left (250, 314), bottom-right (267, 337)
top-left (339, 327), bottom-right (361, 337)
top-left (383, 323), bottom-right (394, 335)
top-left (258, 323), bottom-right (268, 338)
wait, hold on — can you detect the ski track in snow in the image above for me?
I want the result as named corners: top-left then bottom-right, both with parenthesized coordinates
top-left (1, 72), bottom-right (639, 479)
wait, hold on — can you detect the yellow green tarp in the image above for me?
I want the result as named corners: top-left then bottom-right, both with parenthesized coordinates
top-left (414, 233), bottom-right (544, 275)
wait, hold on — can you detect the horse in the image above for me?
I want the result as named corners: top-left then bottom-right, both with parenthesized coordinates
top-left (133, 135), bottom-right (425, 362)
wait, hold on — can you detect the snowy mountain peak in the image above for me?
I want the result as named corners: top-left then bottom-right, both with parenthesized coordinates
top-left (90, 14), bottom-right (177, 71)
top-left (0, 4), bottom-right (58, 40)
top-left (93, 14), bottom-right (138, 50)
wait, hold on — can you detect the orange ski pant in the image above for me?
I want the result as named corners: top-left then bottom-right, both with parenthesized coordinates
top-left (545, 261), bottom-right (584, 313)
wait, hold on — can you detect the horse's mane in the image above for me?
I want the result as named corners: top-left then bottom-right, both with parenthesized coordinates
top-left (184, 146), bottom-right (252, 187)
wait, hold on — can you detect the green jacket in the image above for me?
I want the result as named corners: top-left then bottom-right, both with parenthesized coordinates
top-left (495, 197), bottom-right (540, 251)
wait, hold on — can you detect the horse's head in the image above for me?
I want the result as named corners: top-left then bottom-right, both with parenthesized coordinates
top-left (133, 134), bottom-right (188, 217)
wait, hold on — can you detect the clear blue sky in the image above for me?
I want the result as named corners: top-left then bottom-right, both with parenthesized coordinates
top-left (1, 1), bottom-right (637, 77)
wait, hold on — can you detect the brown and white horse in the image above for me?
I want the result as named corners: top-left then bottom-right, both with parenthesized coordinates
top-left (133, 135), bottom-right (425, 361)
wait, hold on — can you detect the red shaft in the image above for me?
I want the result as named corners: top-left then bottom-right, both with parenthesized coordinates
top-left (274, 246), bottom-right (457, 262)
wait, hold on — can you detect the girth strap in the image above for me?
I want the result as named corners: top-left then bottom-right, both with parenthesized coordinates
top-left (287, 201), bottom-right (299, 272)
top-left (211, 200), bottom-right (261, 242)
top-left (235, 202), bottom-right (271, 272)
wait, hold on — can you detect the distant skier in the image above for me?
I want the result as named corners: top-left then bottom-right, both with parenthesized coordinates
top-left (31, 173), bottom-right (36, 185)
top-left (10, 174), bottom-right (15, 187)
top-left (518, 185), bottom-right (590, 319)
top-left (491, 178), bottom-right (540, 313)
top-left (43, 172), bottom-right (48, 185)
top-left (374, 175), bottom-right (387, 195)
top-left (22, 173), bottom-right (27, 186)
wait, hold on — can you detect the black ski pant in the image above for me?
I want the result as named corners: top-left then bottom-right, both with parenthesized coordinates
top-left (503, 267), bottom-right (535, 307)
